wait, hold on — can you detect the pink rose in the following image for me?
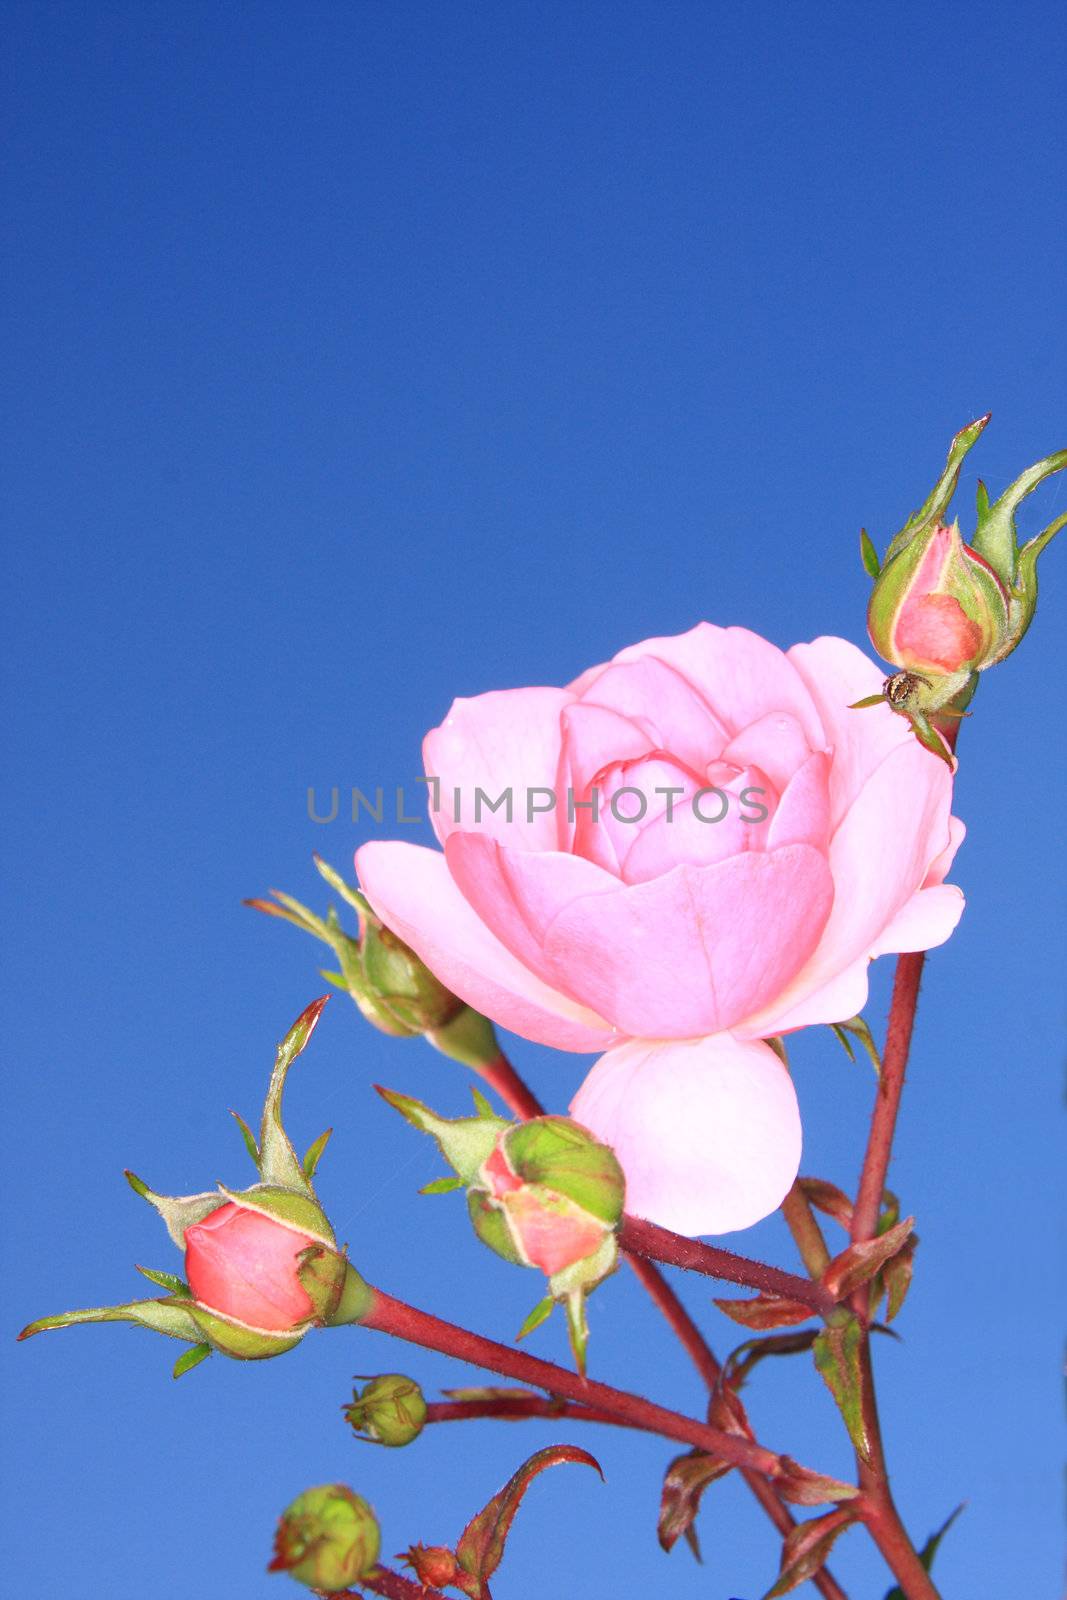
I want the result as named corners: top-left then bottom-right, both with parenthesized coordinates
top-left (184, 1200), bottom-right (320, 1331)
top-left (356, 626), bottom-right (964, 1236)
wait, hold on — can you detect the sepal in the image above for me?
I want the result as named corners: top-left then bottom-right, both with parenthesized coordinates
top-left (376, 1085), bottom-right (507, 1183)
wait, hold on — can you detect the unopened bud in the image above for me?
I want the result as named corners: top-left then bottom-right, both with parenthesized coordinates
top-left (868, 520), bottom-right (1009, 676)
top-left (344, 1374), bottom-right (427, 1447)
top-left (268, 1484), bottom-right (380, 1591)
top-left (469, 1117), bottom-right (625, 1277)
top-left (403, 1543), bottom-right (460, 1589)
top-left (358, 913), bottom-right (465, 1034)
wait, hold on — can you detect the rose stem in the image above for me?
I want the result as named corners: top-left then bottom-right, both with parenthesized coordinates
top-left (478, 1047), bottom-right (849, 1600)
top-left (346, 1567), bottom-right (449, 1599)
top-left (425, 1395), bottom-right (657, 1430)
top-left (619, 1215), bottom-right (834, 1313)
top-left (849, 951), bottom-right (941, 1600)
top-left (362, 1287), bottom-right (781, 1476)
top-left (780, 952), bottom-right (939, 1600)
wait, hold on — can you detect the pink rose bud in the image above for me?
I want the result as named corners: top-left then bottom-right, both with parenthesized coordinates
top-left (18, 999), bottom-right (374, 1374)
top-left (269, 1484), bottom-right (380, 1591)
top-left (184, 1201), bottom-right (322, 1331)
top-left (471, 1120), bottom-right (624, 1277)
top-left (867, 520), bottom-right (1009, 677)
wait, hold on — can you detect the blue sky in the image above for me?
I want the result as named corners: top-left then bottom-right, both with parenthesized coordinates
top-left (3, 3), bottom-right (1064, 1597)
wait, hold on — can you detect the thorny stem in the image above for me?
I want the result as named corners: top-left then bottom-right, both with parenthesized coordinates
top-left (425, 1394), bottom-right (657, 1430)
top-left (478, 1048), bottom-right (848, 1600)
top-left (362, 1288), bottom-right (783, 1477)
top-left (849, 951), bottom-right (940, 1600)
top-left (620, 1214), bottom-right (834, 1314)
top-left (781, 952), bottom-right (938, 1599)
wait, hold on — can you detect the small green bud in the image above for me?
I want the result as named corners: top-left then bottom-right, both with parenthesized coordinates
top-left (268, 1484), bottom-right (380, 1591)
top-left (344, 1374), bottom-right (427, 1447)
top-left (359, 914), bottom-right (465, 1033)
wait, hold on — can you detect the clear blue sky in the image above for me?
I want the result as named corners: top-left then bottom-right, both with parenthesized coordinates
top-left (3, 4), bottom-right (1064, 1597)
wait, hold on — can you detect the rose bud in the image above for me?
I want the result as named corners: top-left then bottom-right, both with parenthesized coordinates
top-left (18, 998), bottom-right (373, 1375)
top-left (344, 1374), bottom-right (427, 1447)
top-left (403, 1544), bottom-right (461, 1589)
top-left (268, 1484), bottom-right (380, 1592)
top-left (867, 520), bottom-right (1010, 678)
top-left (858, 417), bottom-right (1066, 761)
top-left (377, 1087), bottom-right (624, 1372)
top-left (246, 858), bottom-right (503, 1068)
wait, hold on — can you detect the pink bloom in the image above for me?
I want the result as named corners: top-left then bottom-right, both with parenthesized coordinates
top-left (356, 626), bottom-right (964, 1236)
top-left (184, 1201), bottom-right (319, 1331)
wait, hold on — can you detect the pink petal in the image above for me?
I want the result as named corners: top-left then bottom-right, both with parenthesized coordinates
top-left (576, 655), bottom-right (730, 770)
top-left (605, 624), bottom-right (827, 746)
top-left (767, 751), bottom-right (832, 852)
top-left (620, 777), bottom-right (756, 884)
top-left (444, 832), bottom-right (615, 1001)
top-left (721, 711), bottom-right (815, 795)
top-left (924, 815), bottom-right (966, 886)
top-left (786, 636), bottom-right (906, 827)
top-left (869, 884), bottom-right (964, 956)
top-left (739, 737), bottom-right (956, 1036)
top-left (355, 840), bottom-right (616, 1051)
top-left (542, 846), bottom-right (833, 1037)
top-left (423, 687), bottom-right (573, 851)
top-left (570, 1034), bottom-right (802, 1236)
top-left (557, 701), bottom-right (657, 849)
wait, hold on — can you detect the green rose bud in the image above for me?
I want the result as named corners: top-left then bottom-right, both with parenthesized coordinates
top-left (344, 1374), bottom-right (427, 1447)
top-left (268, 1484), bottom-right (380, 1591)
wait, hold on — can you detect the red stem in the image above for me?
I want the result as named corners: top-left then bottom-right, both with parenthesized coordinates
top-left (360, 1567), bottom-right (449, 1599)
top-left (425, 1395), bottom-right (654, 1430)
top-left (842, 950), bottom-right (940, 1599)
top-left (850, 952), bottom-right (925, 1250)
top-left (362, 1288), bottom-right (781, 1477)
top-left (620, 1215), bottom-right (834, 1314)
top-left (478, 1050), bottom-right (848, 1600)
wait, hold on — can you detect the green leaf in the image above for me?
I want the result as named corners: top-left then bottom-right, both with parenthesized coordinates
top-left (975, 478), bottom-right (990, 525)
top-left (302, 1127), bottom-right (333, 1180)
top-left (455, 1445), bottom-right (603, 1592)
top-left (657, 1449), bottom-right (733, 1557)
top-left (318, 968), bottom-right (348, 991)
top-left (173, 1343), bottom-right (212, 1379)
top-left (515, 1296), bottom-right (554, 1341)
top-left (135, 1265), bottom-right (191, 1296)
top-left (829, 1014), bottom-right (882, 1076)
top-left (813, 1315), bottom-right (870, 1463)
top-left (563, 1288), bottom-right (590, 1377)
top-left (764, 1507), bottom-right (857, 1597)
top-left (884, 1504), bottom-right (965, 1599)
top-left (859, 528), bottom-right (881, 578)
top-left (257, 995), bottom-right (330, 1193)
top-left (230, 1109), bottom-right (260, 1166)
top-left (420, 1175), bottom-right (465, 1196)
